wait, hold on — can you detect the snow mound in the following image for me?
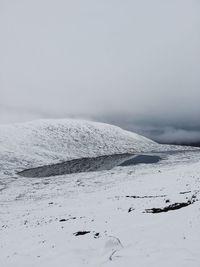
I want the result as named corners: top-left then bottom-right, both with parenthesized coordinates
top-left (0, 119), bottom-right (194, 178)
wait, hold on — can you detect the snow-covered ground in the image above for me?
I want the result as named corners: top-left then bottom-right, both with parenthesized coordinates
top-left (0, 119), bottom-right (200, 267)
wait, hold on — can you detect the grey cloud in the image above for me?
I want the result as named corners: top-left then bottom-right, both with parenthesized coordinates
top-left (0, 0), bottom-right (200, 143)
top-left (155, 128), bottom-right (200, 144)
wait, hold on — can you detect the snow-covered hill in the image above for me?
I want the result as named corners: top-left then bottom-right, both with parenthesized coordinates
top-left (0, 119), bottom-right (165, 178)
top-left (0, 118), bottom-right (197, 180)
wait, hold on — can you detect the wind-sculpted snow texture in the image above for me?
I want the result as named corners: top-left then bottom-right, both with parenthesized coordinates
top-left (0, 119), bottom-right (200, 267)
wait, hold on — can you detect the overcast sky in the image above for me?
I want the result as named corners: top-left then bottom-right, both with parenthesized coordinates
top-left (1, 0), bottom-right (200, 137)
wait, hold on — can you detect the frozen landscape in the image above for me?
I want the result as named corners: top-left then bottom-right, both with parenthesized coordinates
top-left (1, 1), bottom-right (200, 266)
top-left (0, 119), bottom-right (200, 267)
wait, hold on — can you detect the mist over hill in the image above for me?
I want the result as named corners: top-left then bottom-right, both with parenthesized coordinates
top-left (94, 114), bottom-right (200, 147)
top-left (1, 104), bottom-right (200, 146)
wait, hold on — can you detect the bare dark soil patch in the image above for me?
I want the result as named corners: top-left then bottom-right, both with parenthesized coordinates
top-left (145, 199), bottom-right (196, 213)
top-left (73, 231), bottom-right (90, 236)
top-left (126, 194), bottom-right (166, 199)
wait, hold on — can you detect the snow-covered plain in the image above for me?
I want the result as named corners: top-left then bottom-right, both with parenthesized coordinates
top-left (0, 119), bottom-right (200, 267)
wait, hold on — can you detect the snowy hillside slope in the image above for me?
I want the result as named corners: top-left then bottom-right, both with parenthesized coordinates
top-left (1, 149), bottom-right (200, 267)
top-left (0, 119), bottom-right (172, 178)
top-left (0, 119), bottom-right (200, 267)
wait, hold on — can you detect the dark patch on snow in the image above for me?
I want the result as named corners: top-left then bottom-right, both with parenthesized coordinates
top-left (17, 153), bottom-right (134, 178)
top-left (73, 231), bottom-right (90, 236)
top-left (145, 199), bottom-right (196, 213)
top-left (179, 191), bottom-right (192, 194)
top-left (119, 155), bottom-right (162, 166)
top-left (94, 233), bottom-right (100, 239)
top-left (126, 194), bottom-right (167, 199)
top-left (17, 153), bottom-right (163, 178)
top-left (59, 217), bottom-right (76, 222)
top-left (128, 207), bottom-right (135, 213)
